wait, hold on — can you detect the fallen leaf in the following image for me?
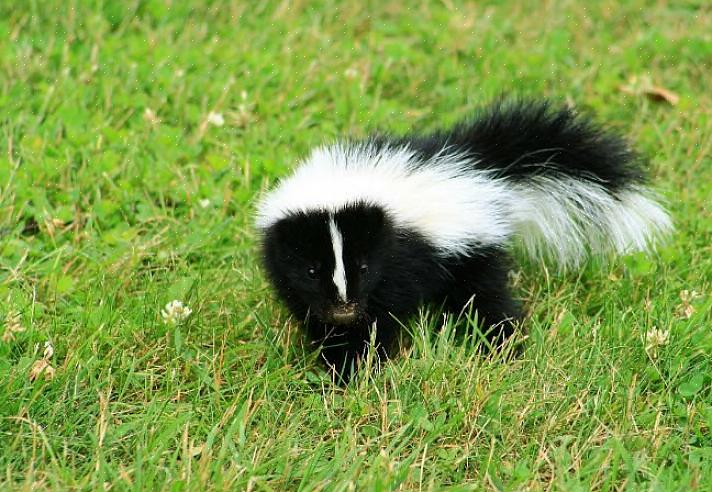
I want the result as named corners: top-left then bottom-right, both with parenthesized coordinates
top-left (620, 75), bottom-right (679, 106)
top-left (644, 85), bottom-right (679, 105)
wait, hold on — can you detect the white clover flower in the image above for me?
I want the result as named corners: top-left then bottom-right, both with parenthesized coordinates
top-left (161, 300), bottom-right (193, 325)
top-left (43, 341), bottom-right (54, 360)
top-left (227, 90), bottom-right (255, 128)
top-left (679, 290), bottom-right (701, 303)
top-left (206, 111), bottom-right (225, 127)
top-left (198, 198), bottom-right (211, 209)
top-left (645, 327), bottom-right (670, 359)
top-left (676, 290), bottom-right (702, 319)
top-left (143, 107), bottom-right (161, 126)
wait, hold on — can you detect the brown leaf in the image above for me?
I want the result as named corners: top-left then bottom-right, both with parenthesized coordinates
top-left (619, 75), bottom-right (679, 105)
top-left (644, 86), bottom-right (679, 105)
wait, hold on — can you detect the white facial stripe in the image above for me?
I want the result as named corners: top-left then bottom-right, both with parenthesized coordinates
top-left (328, 215), bottom-right (348, 302)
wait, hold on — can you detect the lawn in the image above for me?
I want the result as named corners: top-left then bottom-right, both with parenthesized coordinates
top-left (1, 0), bottom-right (711, 490)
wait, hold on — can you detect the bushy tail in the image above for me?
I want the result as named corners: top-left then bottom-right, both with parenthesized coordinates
top-left (456, 100), bottom-right (673, 265)
top-left (507, 175), bottom-right (672, 265)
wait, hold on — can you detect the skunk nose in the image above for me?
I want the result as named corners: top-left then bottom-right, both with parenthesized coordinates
top-left (328, 303), bottom-right (358, 325)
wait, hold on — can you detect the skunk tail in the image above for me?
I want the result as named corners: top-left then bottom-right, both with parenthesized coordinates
top-left (446, 100), bottom-right (673, 265)
top-left (508, 175), bottom-right (672, 265)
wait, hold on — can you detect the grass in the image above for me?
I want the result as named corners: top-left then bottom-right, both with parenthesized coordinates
top-left (0, 0), bottom-right (710, 489)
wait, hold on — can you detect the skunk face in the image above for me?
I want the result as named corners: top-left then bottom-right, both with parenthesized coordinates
top-left (262, 204), bottom-right (393, 326)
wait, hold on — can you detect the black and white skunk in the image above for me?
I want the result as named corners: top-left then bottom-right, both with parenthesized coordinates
top-left (256, 100), bottom-right (672, 378)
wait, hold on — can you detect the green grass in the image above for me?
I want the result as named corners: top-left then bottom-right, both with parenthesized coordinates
top-left (1, 0), bottom-right (711, 490)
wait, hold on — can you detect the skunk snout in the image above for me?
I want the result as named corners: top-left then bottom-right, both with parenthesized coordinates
top-left (325, 303), bottom-right (359, 325)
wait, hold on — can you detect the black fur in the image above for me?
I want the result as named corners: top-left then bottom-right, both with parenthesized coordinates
top-left (372, 99), bottom-right (645, 194)
top-left (262, 203), bottom-right (520, 380)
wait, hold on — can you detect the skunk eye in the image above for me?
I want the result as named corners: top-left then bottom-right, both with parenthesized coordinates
top-left (359, 263), bottom-right (369, 275)
top-left (307, 266), bottom-right (319, 279)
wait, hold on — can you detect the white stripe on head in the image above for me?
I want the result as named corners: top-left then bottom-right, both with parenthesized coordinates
top-left (328, 215), bottom-right (348, 302)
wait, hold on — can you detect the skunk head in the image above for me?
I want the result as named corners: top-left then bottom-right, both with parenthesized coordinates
top-left (262, 204), bottom-right (393, 326)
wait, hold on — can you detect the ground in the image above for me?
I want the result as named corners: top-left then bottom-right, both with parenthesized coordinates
top-left (0, 1), bottom-right (711, 490)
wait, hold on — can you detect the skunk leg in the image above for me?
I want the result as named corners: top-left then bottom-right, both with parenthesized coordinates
top-left (446, 249), bottom-right (522, 345)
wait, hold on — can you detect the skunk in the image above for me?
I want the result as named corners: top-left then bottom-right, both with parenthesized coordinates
top-left (255, 100), bottom-right (672, 378)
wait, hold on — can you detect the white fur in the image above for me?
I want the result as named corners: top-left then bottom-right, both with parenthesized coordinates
top-left (256, 143), bottom-right (672, 263)
top-left (256, 144), bottom-right (512, 256)
top-left (329, 215), bottom-right (348, 302)
top-left (509, 178), bottom-right (673, 265)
